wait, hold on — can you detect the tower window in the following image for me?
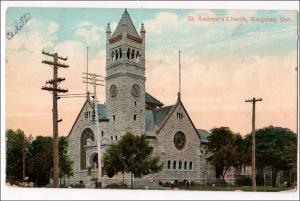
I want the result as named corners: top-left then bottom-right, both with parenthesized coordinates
top-left (127, 48), bottom-right (130, 59)
top-left (113, 115), bottom-right (115, 121)
top-left (134, 101), bottom-right (137, 107)
top-left (134, 114), bottom-right (137, 121)
top-left (173, 161), bottom-right (176, 169)
top-left (115, 136), bottom-right (118, 140)
top-left (119, 48), bottom-right (122, 59)
top-left (101, 131), bottom-right (104, 137)
top-left (111, 136), bottom-right (113, 141)
top-left (115, 50), bottom-right (118, 60)
top-left (167, 160), bottom-right (171, 169)
top-left (179, 161), bottom-right (182, 170)
top-left (131, 49), bottom-right (135, 59)
top-left (111, 51), bottom-right (114, 61)
top-left (189, 161), bottom-right (193, 170)
top-left (184, 161), bottom-right (187, 170)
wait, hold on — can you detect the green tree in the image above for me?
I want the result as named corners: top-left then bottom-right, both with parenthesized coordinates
top-left (207, 127), bottom-right (242, 180)
top-left (27, 136), bottom-right (73, 186)
top-left (6, 129), bottom-right (32, 182)
top-left (103, 132), bottom-right (162, 178)
top-left (244, 126), bottom-right (297, 187)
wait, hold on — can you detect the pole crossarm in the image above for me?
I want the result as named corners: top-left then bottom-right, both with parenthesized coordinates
top-left (42, 86), bottom-right (68, 93)
top-left (42, 60), bottom-right (69, 68)
top-left (245, 97), bottom-right (263, 103)
top-left (82, 77), bottom-right (104, 82)
top-left (42, 50), bottom-right (68, 61)
top-left (46, 77), bottom-right (66, 84)
top-left (82, 72), bottom-right (105, 78)
top-left (82, 81), bottom-right (104, 86)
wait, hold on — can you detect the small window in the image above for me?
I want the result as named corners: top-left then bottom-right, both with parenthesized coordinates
top-left (173, 161), bottom-right (176, 169)
top-left (115, 136), bottom-right (117, 140)
top-left (134, 101), bottom-right (137, 107)
top-left (177, 112), bottom-right (183, 119)
top-left (113, 115), bottom-right (115, 121)
top-left (79, 181), bottom-right (83, 184)
top-left (101, 131), bottom-right (104, 137)
top-left (189, 161), bottom-right (193, 170)
top-left (184, 161), bottom-right (187, 170)
top-left (134, 114), bottom-right (137, 121)
top-left (111, 136), bottom-right (113, 140)
top-left (167, 160), bottom-right (171, 169)
top-left (179, 161), bottom-right (182, 170)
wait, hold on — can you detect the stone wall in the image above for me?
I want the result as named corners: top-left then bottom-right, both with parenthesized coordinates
top-left (148, 101), bottom-right (205, 183)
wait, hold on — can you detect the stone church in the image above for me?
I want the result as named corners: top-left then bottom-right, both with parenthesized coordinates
top-left (66, 9), bottom-right (215, 187)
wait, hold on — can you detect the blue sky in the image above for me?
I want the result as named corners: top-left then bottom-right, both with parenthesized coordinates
top-left (5, 7), bottom-right (298, 136)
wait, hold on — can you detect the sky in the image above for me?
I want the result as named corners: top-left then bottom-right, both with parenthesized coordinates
top-left (5, 7), bottom-right (298, 137)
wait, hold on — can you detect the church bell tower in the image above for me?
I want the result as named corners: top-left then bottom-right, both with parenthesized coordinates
top-left (105, 9), bottom-right (146, 139)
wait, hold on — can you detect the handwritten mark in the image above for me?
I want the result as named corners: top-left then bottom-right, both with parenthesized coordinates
top-left (6, 13), bottom-right (31, 40)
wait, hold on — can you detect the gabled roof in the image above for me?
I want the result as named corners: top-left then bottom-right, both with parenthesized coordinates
top-left (153, 105), bottom-right (173, 127)
top-left (155, 98), bottom-right (201, 140)
top-left (145, 92), bottom-right (164, 107)
top-left (112, 9), bottom-right (140, 38)
top-left (67, 99), bottom-right (93, 138)
top-left (197, 129), bottom-right (210, 143)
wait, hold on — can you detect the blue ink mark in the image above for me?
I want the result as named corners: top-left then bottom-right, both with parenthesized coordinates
top-left (6, 13), bottom-right (31, 40)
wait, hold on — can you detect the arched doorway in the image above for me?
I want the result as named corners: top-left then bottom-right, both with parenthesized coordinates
top-left (89, 153), bottom-right (98, 169)
top-left (80, 128), bottom-right (95, 169)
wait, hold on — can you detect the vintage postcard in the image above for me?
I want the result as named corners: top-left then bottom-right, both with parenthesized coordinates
top-left (2, 2), bottom-right (299, 200)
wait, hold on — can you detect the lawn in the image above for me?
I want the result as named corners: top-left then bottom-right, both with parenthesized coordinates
top-left (176, 185), bottom-right (294, 192)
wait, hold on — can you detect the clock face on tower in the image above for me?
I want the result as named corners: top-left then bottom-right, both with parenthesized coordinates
top-left (174, 131), bottom-right (186, 150)
top-left (131, 84), bottom-right (140, 97)
top-left (109, 84), bottom-right (118, 97)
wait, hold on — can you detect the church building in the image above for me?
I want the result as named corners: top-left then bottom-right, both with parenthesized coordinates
top-left (66, 9), bottom-right (215, 187)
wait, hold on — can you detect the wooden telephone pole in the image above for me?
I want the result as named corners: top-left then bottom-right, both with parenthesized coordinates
top-left (245, 97), bottom-right (262, 192)
top-left (41, 50), bottom-right (69, 188)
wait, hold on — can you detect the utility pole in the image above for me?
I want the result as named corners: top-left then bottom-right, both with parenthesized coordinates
top-left (82, 72), bottom-right (104, 186)
top-left (245, 97), bottom-right (262, 192)
top-left (41, 50), bottom-right (69, 188)
top-left (22, 133), bottom-right (25, 180)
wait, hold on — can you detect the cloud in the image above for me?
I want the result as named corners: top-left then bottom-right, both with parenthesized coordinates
top-left (48, 21), bottom-right (59, 34)
top-left (74, 21), bottom-right (104, 45)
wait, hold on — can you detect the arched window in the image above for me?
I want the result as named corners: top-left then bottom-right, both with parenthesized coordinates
top-left (131, 49), bottom-right (135, 59)
top-left (119, 48), bottom-right (122, 59)
top-left (173, 161), bottom-right (176, 169)
top-left (80, 128), bottom-right (95, 169)
top-left (189, 161), bottom-right (193, 170)
top-left (115, 50), bottom-right (118, 60)
top-left (184, 161), bottom-right (187, 170)
top-left (167, 160), bottom-right (171, 169)
top-left (179, 161), bottom-right (182, 169)
top-left (111, 51), bottom-right (114, 61)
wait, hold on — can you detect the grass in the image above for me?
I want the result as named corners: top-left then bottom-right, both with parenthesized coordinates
top-left (176, 185), bottom-right (293, 192)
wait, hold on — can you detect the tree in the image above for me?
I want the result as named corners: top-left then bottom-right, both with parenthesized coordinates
top-left (103, 132), bottom-right (162, 178)
top-left (207, 127), bottom-right (242, 180)
top-left (244, 126), bottom-right (297, 187)
top-left (27, 136), bottom-right (73, 186)
top-left (6, 129), bottom-right (32, 182)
